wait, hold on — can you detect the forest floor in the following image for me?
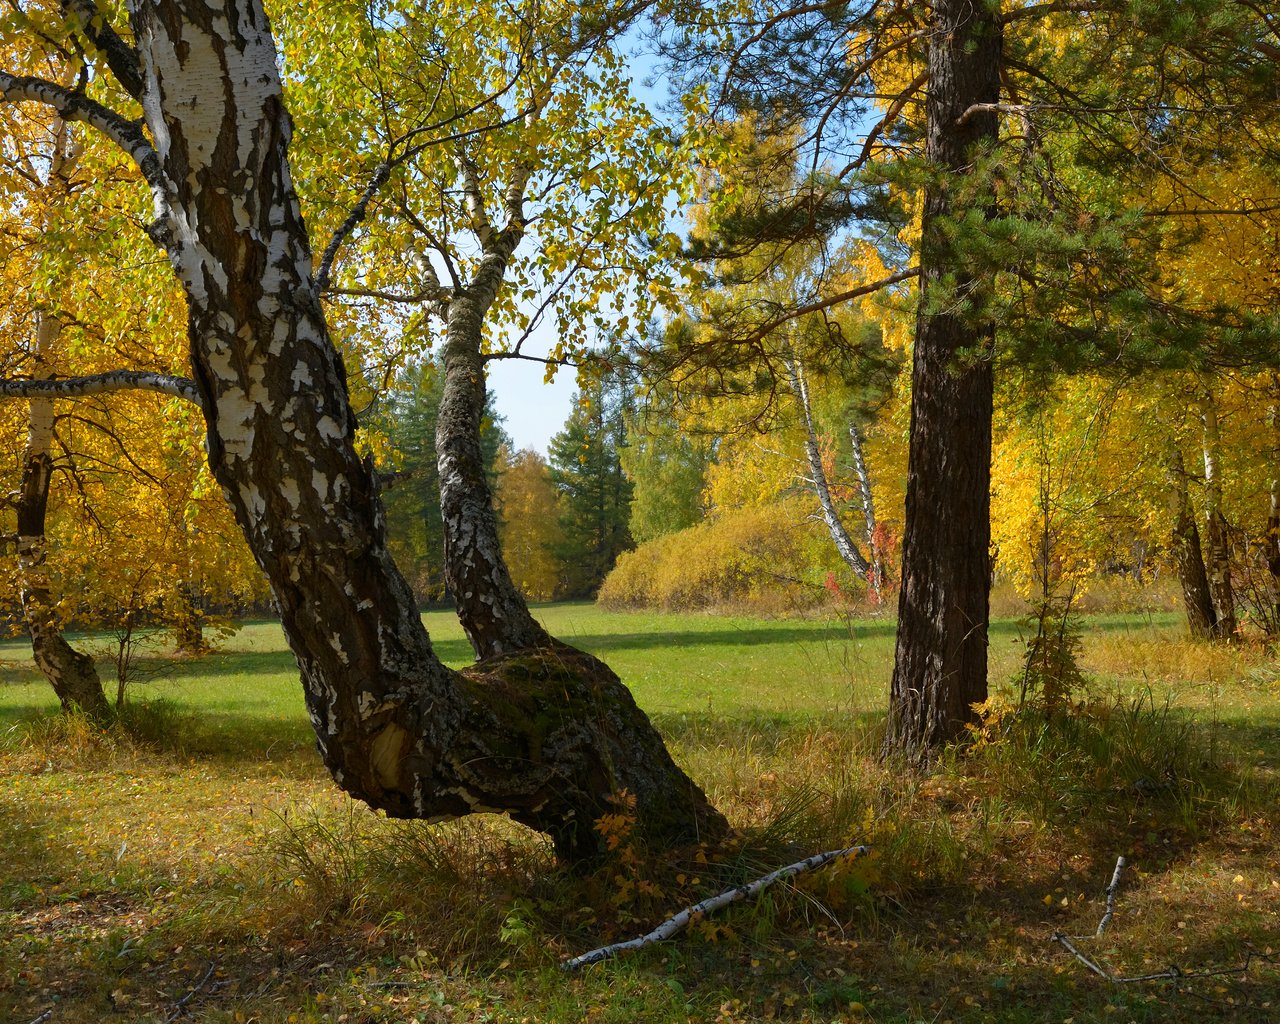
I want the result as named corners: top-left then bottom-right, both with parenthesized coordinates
top-left (1, 604), bottom-right (1278, 1024)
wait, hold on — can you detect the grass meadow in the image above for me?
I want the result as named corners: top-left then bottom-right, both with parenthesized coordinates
top-left (1, 603), bottom-right (1278, 1023)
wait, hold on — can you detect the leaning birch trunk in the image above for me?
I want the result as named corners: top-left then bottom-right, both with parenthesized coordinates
top-left (1167, 442), bottom-right (1218, 640)
top-left (17, 311), bottom-right (112, 722)
top-left (108, 0), bottom-right (720, 861)
top-left (1198, 380), bottom-right (1237, 640)
top-left (848, 423), bottom-right (884, 603)
top-left (781, 346), bottom-right (872, 580)
top-left (437, 286), bottom-right (551, 659)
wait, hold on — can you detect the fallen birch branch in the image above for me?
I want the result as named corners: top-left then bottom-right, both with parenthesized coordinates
top-left (1052, 855), bottom-right (1280, 985)
top-left (562, 844), bottom-right (870, 971)
top-left (1095, 854), bottom-right (1127, 937)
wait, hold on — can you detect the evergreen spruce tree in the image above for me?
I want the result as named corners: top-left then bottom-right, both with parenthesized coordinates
top-left (549, 368), bottom-right (636, 597)
top-left (374, 357), bottom-right (508, 605)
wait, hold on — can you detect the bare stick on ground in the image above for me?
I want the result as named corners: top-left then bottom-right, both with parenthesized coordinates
top-left (1052, 855), bottom-right (1280, 985)
top-left (563, 844), bottom-right (870, 970)
top-left (165, 961), bottom-right (218, 1022)
top-left (1095, 854), bottom-right (1127, 937)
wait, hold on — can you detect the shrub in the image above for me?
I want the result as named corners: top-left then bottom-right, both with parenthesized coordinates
top-left (598, 499), bottom-right (852, 612)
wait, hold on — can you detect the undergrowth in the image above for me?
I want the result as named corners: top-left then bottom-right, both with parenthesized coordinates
top-left (3, 698), bottom-right (194, 770)
top-left (2, 609), bottom-right (1277, 1023)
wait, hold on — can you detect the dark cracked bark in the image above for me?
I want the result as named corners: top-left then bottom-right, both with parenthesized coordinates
top-left (69, 0), bottom-right (723, 861)
top-left (437, 292), bottom-right (552, 659)
top-left (1168, 446), bottom-right (1218, 640)
top-left (884, 0), bottom-right (1000, 760)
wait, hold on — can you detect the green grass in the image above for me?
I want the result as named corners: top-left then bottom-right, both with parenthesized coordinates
top-left (1, 603), bottom-right (1278, 1024)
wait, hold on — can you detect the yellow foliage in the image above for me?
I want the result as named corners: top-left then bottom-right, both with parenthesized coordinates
top-left (493, 447), bottom-right (565, 601)
top-left (598, 498), bottom-right (839, 613)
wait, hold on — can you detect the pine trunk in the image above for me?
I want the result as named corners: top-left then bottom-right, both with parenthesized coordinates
top-left (125, 0), bottom-right (721, 860)
top-left (884, 0), bottom-right (1000, 759)
top-left (16, 312), bottom-right (112, 722)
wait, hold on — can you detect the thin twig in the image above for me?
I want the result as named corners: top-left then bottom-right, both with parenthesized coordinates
top-left (165, 961), bottom-right (218, 1022)
top-left (562, 844), bottom-right (870, 970)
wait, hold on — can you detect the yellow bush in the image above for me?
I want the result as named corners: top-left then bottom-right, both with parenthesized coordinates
top-left (599, 498), bottom-right (853, 612)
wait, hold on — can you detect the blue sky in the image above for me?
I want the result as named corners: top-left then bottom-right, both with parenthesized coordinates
top-left (487, 344), bottom-right (579, 455)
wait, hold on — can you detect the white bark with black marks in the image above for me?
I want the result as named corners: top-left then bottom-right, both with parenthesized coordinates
top-left (781, 344), bottom-right (872, 580)
top-left (0, 0), bottom-right (723, 859)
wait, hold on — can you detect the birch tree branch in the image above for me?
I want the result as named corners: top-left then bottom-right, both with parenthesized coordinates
top-left (562, 844), bottom-right (870, 970)
top-left (0, 372), bottom-right (199, 403)
top-left (61, 0), bottom-right (145, 100)
top-left (1051, 855), bottom-right (1280, 985)
top-left (0, 73), bottom-right (161, 189)
top-left (327, 284), bottom-right (451, 305)
top-left (316, 162), bottom-right (391, 293)
top-left (1095, 854), bottom-right (1126, 936)
top-left (0, 71), bottom-right (179, 250)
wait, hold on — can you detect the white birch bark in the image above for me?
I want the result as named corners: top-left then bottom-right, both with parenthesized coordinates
top-left (1197, 378), bottom-right (1237, 639)
top-left (0, 0), bottom-right (724, 857)
top-left (849, 423), bottom-right (884, 602)
top-left (781, 342), bottom-right (872, 580)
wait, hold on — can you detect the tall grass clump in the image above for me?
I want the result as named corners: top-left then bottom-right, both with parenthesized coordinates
top-left (961, 687), bottom-right (1240, 834)
top-left (253, 803), bottom-right (559, 964)
top-left (5, 698), bottom-right (193, 771)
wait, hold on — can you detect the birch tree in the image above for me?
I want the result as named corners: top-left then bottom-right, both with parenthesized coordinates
top-left (277, 0), bottom-right (686, 658)
top-left (0, 0), bottom-right (723, 861)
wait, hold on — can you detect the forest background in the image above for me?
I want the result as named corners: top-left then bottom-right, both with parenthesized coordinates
top-left (1, 2), bottom-right (1279, 1021)
top-left (3, 0), bottom-right (1278, 648)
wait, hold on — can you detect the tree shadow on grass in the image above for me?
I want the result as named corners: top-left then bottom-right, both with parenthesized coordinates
top-left (550, 621), bottom-right (898, 655)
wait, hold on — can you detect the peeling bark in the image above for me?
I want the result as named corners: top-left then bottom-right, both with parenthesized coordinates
top-left (437, 291), bottom-right (551, 659)
top-left (60, 0), bottom-right (723, 859)
top-left (885, 0), bottom-right (1000, 759)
